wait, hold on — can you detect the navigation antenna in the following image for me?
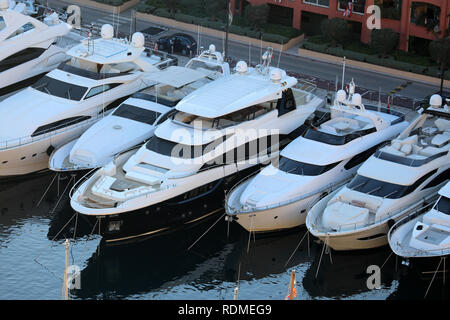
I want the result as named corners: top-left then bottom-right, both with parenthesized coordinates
top-left (258, 47), bottom-right (273, 75)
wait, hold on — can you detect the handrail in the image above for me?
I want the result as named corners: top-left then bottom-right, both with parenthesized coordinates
top-left (0, 113), bottom-right (107, 151)
top-left (69, 167), bottom-right (99, 201)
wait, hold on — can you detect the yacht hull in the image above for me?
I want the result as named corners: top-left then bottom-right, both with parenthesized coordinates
top-left (79, 167), bottom-right (258, 244)
top-left (232, 194), bottom-right (318, 233)
top-left (0, 120), bottom-right (97, 176)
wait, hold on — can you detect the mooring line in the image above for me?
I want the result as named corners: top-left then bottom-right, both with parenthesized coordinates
top-left (50, 175), bottom-right (75, 214)
top-left (36, 173), bottom-right (58, 208)
top-left (424, 257), bottom-right (444, 298)
top-left (315, 236), bottom-right (328, 279)
top-left (285, 231), bottom-right (309, 268)
top-left (187, 212), bottom-right (226, 251)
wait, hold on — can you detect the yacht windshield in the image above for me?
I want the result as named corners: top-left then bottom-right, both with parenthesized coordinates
top-left (32, 76), bottom-right (88, 101)
top-left (113, 104), bottom-right (161, 125)
top-left (275, 156), bottom-right (340, 176)
top-left (186, 60), bottom-right (222, 74)
top-left (303, 127), bottom-right (376, 145)
top-left (435, 196), bottom-right (450, 215)
top-left (347, 171), bottom-right (436, 199)
top-left (146, 135), bottom-right (227, 159)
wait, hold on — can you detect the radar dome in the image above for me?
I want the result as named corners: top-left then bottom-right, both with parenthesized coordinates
top-left (0, 0), bottom-right (9, 10)
top-left (209, 44), bottom-right (216, 53)
top-left (336, 90), bottom-right (346, 103)
top-left (352, 93), bottom-right (362, 106)
top-left (132, 32), bottom-right (145, 48)
top-left (236, 61), bottom-right (248, 74)
top-left (429, 94), bottom-right (442, 108)
top-left (270, 68), bottom-right (282, 83)
top-left (101, 24), bottom-right (114, 40)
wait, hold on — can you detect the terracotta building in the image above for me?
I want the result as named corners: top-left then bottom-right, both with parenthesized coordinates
top-left (231, 0), bottom-right (449, 52)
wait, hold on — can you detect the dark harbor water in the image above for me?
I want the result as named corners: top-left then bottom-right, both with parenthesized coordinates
top-left (0, 172), bottom-right (448, 300)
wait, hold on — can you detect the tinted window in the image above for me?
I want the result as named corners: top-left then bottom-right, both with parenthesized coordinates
top-left (0, 47), bottom-right (46, 73)
top-left (347, 170), bottom-right (437, 199)
top-left (275, 156), bottom-right (340, 176)
top-left (435, 196), bottom-right (450, 215)
top-left (344, 143), bottom-right (387, 170)
top-left (31, 116), bottom-right (91, 137)
top-left (277, 88), bottom-right (296, 116)
top-left (85, 83), bottom-right (121, 99)
top-left (113, 104), bottom-right (161, 125)
top-left (146, 135), bottom-right (228, 159)
top-left (7, 22), bottom-right (35, 40)
top-left (32, 76), bottom-right (88, 101)
top-left (304, 127), bottom-right (377, 145)
top-left (423, 168), bottom-right (450, 189)
top-left (374, 149), bottom-right (448, 167)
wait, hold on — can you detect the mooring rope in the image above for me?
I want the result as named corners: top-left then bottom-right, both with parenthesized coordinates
top-left (187, 212), bottom-right (226, 251)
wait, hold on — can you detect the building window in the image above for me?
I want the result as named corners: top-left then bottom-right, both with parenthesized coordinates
top-left (338, 0), bottom-right (366, 15)
top-left (303, 0), bottom-right (330, 7)
top-left (410, 2), bottom-right (441, 31)
top-left (374, 0), bottom-right (402, 20)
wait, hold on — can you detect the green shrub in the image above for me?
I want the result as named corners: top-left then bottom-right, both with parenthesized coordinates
top-left (136, 3), bottom-right (156, 14)
top-left (153, 7), bottom-right (171, 18)
top-left (262, 33), bottom-right (288, 44)
top-left (92, 0), bottom-right (129, 5)
top-left (370, 28), bottom-right (399, 57)
top-left (264, 24), bottom-right (302, 39)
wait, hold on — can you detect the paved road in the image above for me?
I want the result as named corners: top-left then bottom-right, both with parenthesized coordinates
top-left (48, 0), bottom-right (448, 103)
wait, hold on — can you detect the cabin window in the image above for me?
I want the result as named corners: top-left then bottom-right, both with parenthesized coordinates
top-left (156, 109), bottom-right (177, 125)
top-left (113, 104), bottom-right (161, 125)
top-left (31, 116), bottom-right (91, 137)
top-left (145, 135), bottom-right (228, 159)
top-left (85, 83), bottom-right (121, 99)
top-left (435, 196), bottom-right (450, 215)
top-left (277, 88), bottom-right (297, 117)
top-left (6, 22), bottom-right (35, 40)
top-left (344, 142), bottom-right (387, 170)
top-left (0, 47), bottom-right (46, 73)
top-left (347, 170), bottom-right (437, 199)
top-left (275, 156), bottom-right (340, 176)
top-left (303, 127), bottom-right (376, 145)
top-left (32, 76), bottom-right (88, 101)
top-left (422, 168), bottom-right (450, 190)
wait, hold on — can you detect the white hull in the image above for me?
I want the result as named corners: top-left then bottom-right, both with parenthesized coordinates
top-left (0, 119), bottom-right (98, 176)
top-left (389, 216), bottom-right (450, 258)
top-left (307, 190), bottom-right (440, 251)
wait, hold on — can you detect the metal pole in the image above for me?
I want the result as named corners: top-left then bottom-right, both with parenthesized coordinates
top-left (224, 0), bottom-right (231, 61)
top-left (341, 57), bottom-right (346, 90)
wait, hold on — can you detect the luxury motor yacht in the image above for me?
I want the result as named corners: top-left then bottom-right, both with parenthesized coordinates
top-left (70, 50), bottom-right (325, 244)
top-left (0, 0), bottom-right (73, 93)
top-left (0, 24), bottom-right (177, 177)
top-left (388, 180), bottom-right (449, 259)
top-left (225, 81), bottom-right (409, 233)
top-left (306, 95), bottom-right (450, 251)
top-left (48, 45), bottom-right (230, 172)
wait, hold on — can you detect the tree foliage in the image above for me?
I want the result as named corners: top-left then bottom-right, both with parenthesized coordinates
top-left (245, 4), bottom-right (270, 31)
top-left (370, 28), bottom-right (399, 57)
top-left (429, 37), bottom-right (450, 68)
top-left (166, 0), bottom-right (181, 17)
top-left (321, 18), bottom-right (350, 47)
top-left (205, 0), bottom-right (228, 21)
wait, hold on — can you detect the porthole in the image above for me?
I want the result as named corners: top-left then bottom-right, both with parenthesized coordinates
top-left (1, 161), bottom-right (7, 164)
top-left (20, 157), bottom-right (26, 160)
top-left (32, 154), bottom-right (37, 157)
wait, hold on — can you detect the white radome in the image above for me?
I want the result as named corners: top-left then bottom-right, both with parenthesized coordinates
top-left (131, 32), bottom-right (145, 48)
top-left (336, 89), bottom-right (347, 103)
top-left (0, 0), bottom-right (9, 10)
top-left (236, 61), bottom-right (248, 74)
top-left (429, 94), bottom-right (442, 108)
top-left (101, 24), bottom-right (114, 40)
top-left (352, 93), bottom-right (362, 106)
top-left (270, 68), bottom-right (282, 83)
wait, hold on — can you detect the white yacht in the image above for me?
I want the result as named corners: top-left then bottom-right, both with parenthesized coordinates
top-left (70, 51), bottom-right (324, 244)
top-left (306, 95), bottom-right (450, 251)
top-left (0, 0), bottom-right (72, 93)
top-left (388, 181), bottom-right (449, 259)
top-left (0, 24), bottom-right (177, 177)
top-left (225, 81), bottom-right (409, 233)
top-left (48, 45), bottom-right (230, 172)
